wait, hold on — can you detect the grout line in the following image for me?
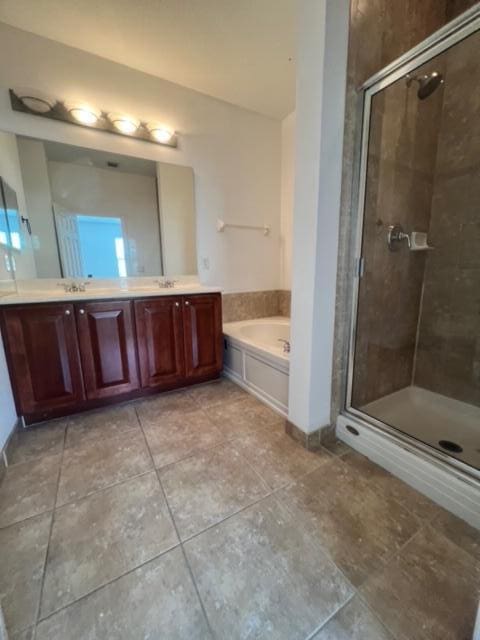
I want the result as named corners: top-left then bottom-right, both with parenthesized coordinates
top-left (134, 404), bottom-right (216, 640)
top-left (0, 507), bottom-right (56, 532)
top-left (304, 592), bottom-right (357, 640)
top-left (355, 595), bottom-right (400, 640)
top-left (35, 542), bottom-right (182, 627)
top-left (32, 422), bottom-right (67, 640)
top-left (335, 449), bottom-right (442, 527)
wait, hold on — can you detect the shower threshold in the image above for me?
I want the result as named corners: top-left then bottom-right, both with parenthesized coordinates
top-left (361, 386), bottom-right (480, 469)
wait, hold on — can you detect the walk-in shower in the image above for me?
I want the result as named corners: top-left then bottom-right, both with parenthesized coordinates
top-left (345, 8), bottom-right (480, 479)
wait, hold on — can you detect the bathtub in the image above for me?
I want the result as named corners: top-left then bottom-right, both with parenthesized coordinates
top-left (223, 317), bottom-right (290, 416)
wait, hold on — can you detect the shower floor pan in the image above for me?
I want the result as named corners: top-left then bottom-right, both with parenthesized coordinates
top-left (362, 386), bottom-right (480, 470)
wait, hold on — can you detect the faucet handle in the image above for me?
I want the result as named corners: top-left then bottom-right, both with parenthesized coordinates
top-left (277, 338), bottom-right (291, 353)
top-left (78, 281), bottom-right (91, 292)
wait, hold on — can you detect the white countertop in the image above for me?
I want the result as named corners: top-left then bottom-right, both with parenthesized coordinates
top-left (0, 284), bottom-right (221, 305)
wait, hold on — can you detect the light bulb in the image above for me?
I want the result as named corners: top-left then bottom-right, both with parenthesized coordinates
top-left (146, 123), bottom-right (174, 144)
top-left (109, 113), bottom-right (139, 135)
top-left (66, 102), bottom-right (101, 126)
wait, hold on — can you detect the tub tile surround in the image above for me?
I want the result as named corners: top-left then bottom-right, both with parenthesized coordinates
top-left (222, 289), bottom-right (291, 322)
top-left (0, 378), bottom-right (479, 638)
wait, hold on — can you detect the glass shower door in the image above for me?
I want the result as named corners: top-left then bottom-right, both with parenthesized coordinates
top-left (349, 25), bottom-right (480, 471)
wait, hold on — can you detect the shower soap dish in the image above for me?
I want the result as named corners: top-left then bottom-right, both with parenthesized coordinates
top-left (410, 231), bottom-right (434, 251)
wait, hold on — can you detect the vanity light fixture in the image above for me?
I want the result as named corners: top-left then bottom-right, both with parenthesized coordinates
top-left (14, 88), bottom-right (55, 114)
top-left (66, 102), bottom-right (102, 126)
top-left (146, 123), bottom-right (174, 144)
top-left (9, 88), bottom-right (178, 147)
top-left (108, 113), bottom-right (140, 135)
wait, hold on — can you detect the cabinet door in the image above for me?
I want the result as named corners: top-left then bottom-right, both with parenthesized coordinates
top-left (134, 297), bottom-right (185, 388)
top-left (76, 301), bottom-right (139, 400)
top-left (1, 304), bottom-right (85, 415)
top-left (183, 294), bottom-right (222, 380)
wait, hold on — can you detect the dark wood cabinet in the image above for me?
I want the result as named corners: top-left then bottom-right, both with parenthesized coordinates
top-left (0, 292), bottom-right (222, 423)
top-left (1, 303), bottom-right (85, 416)
top-left (183, 294), bottom-right (222, 380)
top-left (134, 297), bottom-right (185, 389)
top-left (76, 301), bottom-right (139, 399)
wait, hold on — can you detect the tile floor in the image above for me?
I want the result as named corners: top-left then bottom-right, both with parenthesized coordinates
top-left (0, 378), bottom-right (479, 640)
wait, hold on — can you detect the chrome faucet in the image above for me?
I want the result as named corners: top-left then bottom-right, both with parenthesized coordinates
top-left (278, 339), bottom-right (291, 354)
top-left (154, 278), bottom-right (177, 289)
top-left (57, 281), bottom-right (91, 293)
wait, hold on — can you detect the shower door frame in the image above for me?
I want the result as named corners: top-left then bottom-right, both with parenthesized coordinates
top-left (344, 4), bottom-right (480, 480)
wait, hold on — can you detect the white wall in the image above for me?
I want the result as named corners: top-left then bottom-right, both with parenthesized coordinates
top-left (0, 22), bottom-right (282, 293)
top-left (0, 132), bottom-right (31, 448)
top-left (0, 332), bottom-right (16, 450)
top-left (280, 111), bottom-right (295, 290)
top-left (288, 0), bottom-right (349, 433)
top-left (17, 137), bottom-right (61, 278)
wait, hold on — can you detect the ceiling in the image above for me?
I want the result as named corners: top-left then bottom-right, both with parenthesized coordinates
top-left (0, 0), bottom-right (297, 119)
top-left (38, 138), bottom-right (157, 177)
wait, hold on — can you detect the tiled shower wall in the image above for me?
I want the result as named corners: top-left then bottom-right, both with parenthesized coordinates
top-left (222, 290), bottom-right (291, 323)
top-left (329, 0), bottom-right (478, 429)
top-left (414, 30), bottom-right (480, 407)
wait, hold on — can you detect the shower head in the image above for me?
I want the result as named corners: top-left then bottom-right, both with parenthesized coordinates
top-left (406, 71), bottom-right (444, 99)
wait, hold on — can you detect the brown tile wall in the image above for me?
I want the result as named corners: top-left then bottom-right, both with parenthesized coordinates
top-left (222, 290), bottom-right (291, 323)
top-left (414, 29), bottom-right (480, 406)
top-left (329, 0), bottom-right (477, 428)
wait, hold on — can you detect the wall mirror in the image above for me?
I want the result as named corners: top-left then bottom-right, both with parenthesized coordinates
top-left (0, 131), bottom-right (197, 280)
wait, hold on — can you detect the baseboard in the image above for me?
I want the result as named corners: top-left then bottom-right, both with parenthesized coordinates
top-left (1, 417), bottom-right (21, 479)
top-left (336, 413), bottom-right (480, 530)
top-left (285, 420), bottom-right (323, 450)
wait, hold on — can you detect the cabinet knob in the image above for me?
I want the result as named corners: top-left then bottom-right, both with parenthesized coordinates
top-left (175, 302), bottom-right (180, 307)
top-left (65, 309), bottom-right (71, 315)
top-left (185, 301), bottom-right (190, 306)
top-left (79, 309), bottom-right (85, 315)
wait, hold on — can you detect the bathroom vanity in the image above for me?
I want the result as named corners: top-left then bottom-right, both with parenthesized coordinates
top-left (0, 289), bottom-right (222, 424)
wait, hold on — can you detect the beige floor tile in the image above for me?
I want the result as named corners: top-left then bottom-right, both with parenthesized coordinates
top-left (143, 409), bottom-right (226, 468)
top-left (280, 458), bottom-right (421, 587)
top-left (312, 596), bottom-right (395, 639)
top-left (36, 548), bottom-right (212, 640)
top-left (432, 508), bottom-right (480, 561)
top-left (0, 454), bottom-right (61, 528)
top-left (0, 513), bottom-right (51, 635)
top-left (135, 389), bottom-right (197, 426)
top-left (7, 422), bottom-right (65, 466)
top-left (232, 429), bottom-right (327, 489)
top-left (41, 472), bottom-right (178, 617)
top-left (159, 444), bottom-right (271, 539)
top-left (186, 378), bottom-right (247, 408)
top-left (185, 495), bottom-right (353, 640)
top-left (361, 526), bottom-right (480, 640)
top-left (208, 395), bottom-right (285, 437)
top-left (65, 404), bottom-right (140, 448)
top-left (57, 430), bottom-right (152, 506)
top-left (341, 451), bottom-right (441, 521)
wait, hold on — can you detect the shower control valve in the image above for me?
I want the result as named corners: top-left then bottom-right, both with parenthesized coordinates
top-left (387, 224), bottom-right (411, 251)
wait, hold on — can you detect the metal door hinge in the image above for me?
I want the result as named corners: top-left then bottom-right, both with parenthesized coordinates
top-left (355, 257), bottom-right (365, 278)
